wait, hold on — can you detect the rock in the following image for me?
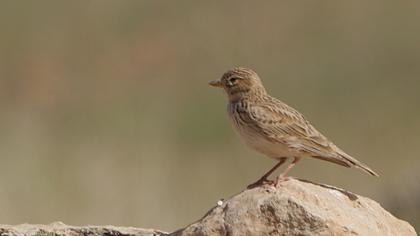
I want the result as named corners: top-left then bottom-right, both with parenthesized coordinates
top-left (0, 222), bottom-right (167, 236)
top-left (171, 178), bottom-right (417, 236)
top-left (0, 179), bottom-right (416, 236)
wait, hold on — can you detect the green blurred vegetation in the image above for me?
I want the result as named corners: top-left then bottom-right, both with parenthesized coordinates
top-left (0, 0), bottom-right (419, 232)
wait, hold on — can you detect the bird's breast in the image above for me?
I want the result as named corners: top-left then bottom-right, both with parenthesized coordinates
top-left (227, 102), bottom-right (293, 158)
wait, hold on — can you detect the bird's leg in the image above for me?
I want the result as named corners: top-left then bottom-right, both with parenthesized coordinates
top-left (247, 158), bottom-right (287, 189)
top-left (275, 157), bottom-right (301, 187)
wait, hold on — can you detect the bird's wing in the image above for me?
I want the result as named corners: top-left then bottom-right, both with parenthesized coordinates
top-left (247, 98), bottom-right (378, 176)
top-left (248, 98), bottom-right (353, 165)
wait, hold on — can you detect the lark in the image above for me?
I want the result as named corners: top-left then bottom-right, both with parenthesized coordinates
top-left (209, 67), bottom-right (378, 188)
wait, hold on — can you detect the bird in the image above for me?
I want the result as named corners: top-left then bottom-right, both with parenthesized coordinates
top-left (209, 67), bottom-right (378, 188)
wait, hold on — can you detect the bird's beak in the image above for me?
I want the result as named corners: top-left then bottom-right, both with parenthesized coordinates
top-left (209, 79), bottom-right (223, 88)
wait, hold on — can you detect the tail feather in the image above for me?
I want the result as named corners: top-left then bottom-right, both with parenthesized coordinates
top-left (311, 148), bottom-right (379, 177)
top-left (353, 162), bottom-right (379, 177)
top-left (339, 151), bottom-right (379, 177)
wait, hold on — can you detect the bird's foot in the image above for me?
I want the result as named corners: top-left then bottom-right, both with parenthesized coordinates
top-left (247, 178), bottom-right (275, 189)
top-left (274, 176), bottom-right (291, 188)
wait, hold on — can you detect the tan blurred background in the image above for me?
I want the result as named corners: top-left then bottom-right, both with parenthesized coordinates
top-left (0, 0), bottom-right (419, 232)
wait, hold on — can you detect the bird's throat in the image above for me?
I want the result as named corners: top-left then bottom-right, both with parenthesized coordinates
top-left (228, 87), bottom-right (266, 103)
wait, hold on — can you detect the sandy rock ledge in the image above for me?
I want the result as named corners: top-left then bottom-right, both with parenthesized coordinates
top-left (1, 179), bottom-right (417, 236)
top-left (0, 222), bottom-right (166, 236)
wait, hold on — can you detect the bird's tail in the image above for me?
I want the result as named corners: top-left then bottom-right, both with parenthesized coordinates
top-left (353, 161), bottom-right (379, 177)
top-left (338, 151), bottom-right (379, 177)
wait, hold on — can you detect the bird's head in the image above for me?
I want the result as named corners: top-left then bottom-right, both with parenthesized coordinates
top-left (209, 67), bottom-right (266, 101)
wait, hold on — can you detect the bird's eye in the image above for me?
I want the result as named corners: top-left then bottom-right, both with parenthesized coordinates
top-left (229, 78), bottom-right (238, 83)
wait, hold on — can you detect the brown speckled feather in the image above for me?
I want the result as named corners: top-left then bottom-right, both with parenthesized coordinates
top-left (244, 96), bottom-right (378, 176)
top-left (212, 67), bottom-right (378, 177)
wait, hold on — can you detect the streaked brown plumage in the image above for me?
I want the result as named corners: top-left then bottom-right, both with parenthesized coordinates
top-left (209, 67), bottom-right (378, 187)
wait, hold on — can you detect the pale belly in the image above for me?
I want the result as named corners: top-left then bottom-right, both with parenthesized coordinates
top-left (228, 110), bottom-right (297, 159)
top-left (241, 133), bottom-right (293, 159)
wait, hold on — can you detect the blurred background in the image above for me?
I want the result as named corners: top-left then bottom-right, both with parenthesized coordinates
top-left (0, 0), bottom-right (419, 232)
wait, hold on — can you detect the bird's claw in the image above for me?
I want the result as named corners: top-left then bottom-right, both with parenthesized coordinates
top-left (274, 176), bottom-right (291, 188)
top-left (247, 178), bottom-right (275, 189)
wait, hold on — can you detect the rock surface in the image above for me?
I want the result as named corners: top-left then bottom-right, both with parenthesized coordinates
top-left (0, 179), bottom-right (416, 236)
top-left (0, 222), bottom-right (166, 236)
top-left (172, 178), bottom-right (416, 236)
